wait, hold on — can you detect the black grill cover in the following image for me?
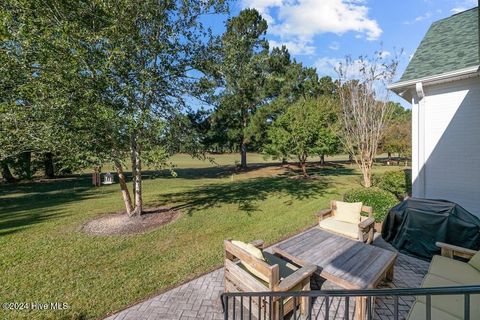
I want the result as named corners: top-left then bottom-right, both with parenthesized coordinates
top-left (382, 198), bottom-right (480, 260)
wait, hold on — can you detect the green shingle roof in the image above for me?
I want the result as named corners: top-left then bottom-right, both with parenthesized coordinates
top-left (399, 7), bottom-right (479, 82)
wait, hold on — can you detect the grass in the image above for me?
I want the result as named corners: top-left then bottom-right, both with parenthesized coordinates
top-left (0, 153), bottom-right (403, 319)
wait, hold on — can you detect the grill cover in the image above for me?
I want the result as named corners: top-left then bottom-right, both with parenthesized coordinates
top-left (382, 198), bottom-right (480, 260)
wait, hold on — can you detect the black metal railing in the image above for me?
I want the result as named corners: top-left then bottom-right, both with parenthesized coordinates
top-left (221, 285), bottom-right (480, 320)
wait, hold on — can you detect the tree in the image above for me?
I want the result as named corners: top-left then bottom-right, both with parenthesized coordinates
top-left (265, 96), bottom-right (339, 177)
top-left (1, 0), bottom-right (227, 216)
top-left (246, 50), bottom-right (326, 155)
top-left (337, 52), bottom-right (399, 187)
top-left (381, 103), bottom-right (411, 164)
top-left (215, 9), bottom-right (269, 169)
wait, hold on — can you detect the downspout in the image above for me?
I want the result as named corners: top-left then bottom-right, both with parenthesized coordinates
top-left (415, 82), bottom-right (426, 198)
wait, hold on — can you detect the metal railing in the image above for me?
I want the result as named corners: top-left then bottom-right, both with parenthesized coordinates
top-left (221, 285), bottom-right (480, 320)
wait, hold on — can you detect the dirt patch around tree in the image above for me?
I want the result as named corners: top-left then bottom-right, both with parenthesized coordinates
top-left (81, 206), bottom-right (180, 236)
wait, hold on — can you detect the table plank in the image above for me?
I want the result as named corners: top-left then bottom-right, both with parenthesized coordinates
top-left (272, 227), bottom-right (397, 289)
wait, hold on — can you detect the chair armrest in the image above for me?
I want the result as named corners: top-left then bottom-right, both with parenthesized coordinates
top-left (276, 264), bottom-right (316, 292)
top-left (315, 209), bottom-right (333, 220)
top-left (436, 242), bottom-right (477, 260)
top-left (250, 239), bottom-right (264, 249)
top-left (358, 217), bottom-right (375, 230)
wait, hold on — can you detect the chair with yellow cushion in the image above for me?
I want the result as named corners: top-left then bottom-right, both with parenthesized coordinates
top-left (224, 239), bottom-right (316, 320)
top-left (316, 200), bottom-right (375, 244)
top-left (406, 242), bottom-right (480, 319)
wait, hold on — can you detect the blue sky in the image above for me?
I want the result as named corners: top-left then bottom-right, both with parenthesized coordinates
top-left (205, 0), bottom-right (478, 108)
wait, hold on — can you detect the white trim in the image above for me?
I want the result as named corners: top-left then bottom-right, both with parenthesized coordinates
top-left (388, 65), bottom-right (479, 91)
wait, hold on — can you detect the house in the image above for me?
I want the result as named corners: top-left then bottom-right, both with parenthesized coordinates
top-left (389, 7), bottom-right (480, 216)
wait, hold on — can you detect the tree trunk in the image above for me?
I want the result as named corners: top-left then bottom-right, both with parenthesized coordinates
top-left (130, 133), bottom-right (142, 216)
top-left (114, 160), bottom-right (134, 216)
top-left (240, 139), bottom-right (247, 169)
top-left (300, 156), bottom-right (308, 178)
top-left (20, 151), bottom-right (32, 179)
top-left (1, 161), bottom-right (15, 182)
top-left (362, 165), bottom-right (372, 187)
top-left (320, 155), bottom-right (325, 166)
top-left (44, 152), bottom-right (55, 178)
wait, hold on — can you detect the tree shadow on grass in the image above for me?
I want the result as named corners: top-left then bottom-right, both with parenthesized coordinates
top-left (281, 163), bottom-right (356, 178)
top-left (156, 175), bottom-right (332, 216)
top-left (141, 161), bottom-right (288, 180)
top-left (0, 176), bottom-right (117, 236)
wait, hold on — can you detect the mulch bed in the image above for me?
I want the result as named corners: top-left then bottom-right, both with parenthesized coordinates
top-left (81, 206), bottom-right (180, 236)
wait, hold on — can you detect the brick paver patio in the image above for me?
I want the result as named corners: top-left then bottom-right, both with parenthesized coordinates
top-left (105, 233), bottom-right (429, 320)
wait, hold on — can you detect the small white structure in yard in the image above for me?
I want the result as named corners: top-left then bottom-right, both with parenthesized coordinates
top-left (389, 7), bottom-right (480, 216)
top-left (103, 172), bottom-right (114, 185)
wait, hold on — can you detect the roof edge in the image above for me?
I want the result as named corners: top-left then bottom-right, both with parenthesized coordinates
top-left (388, 65), bottom-right (480, 91)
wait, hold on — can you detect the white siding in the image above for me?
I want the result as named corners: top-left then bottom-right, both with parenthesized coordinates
top-left (415, 76), bottom-right (480, 216)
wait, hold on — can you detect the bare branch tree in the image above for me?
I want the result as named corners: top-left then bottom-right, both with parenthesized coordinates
top-left (336, 51), bottom-right (400, 187)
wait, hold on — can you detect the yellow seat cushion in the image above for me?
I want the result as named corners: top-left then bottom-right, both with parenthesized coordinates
top-left (429, 255), bottom-right (480, 284)
top-left (407, 301), bottom-right (461, 320)
top-left (335, 201), bottom-right (362, 224)
top-left (418, 273), bottom-right (480, 318)
top-left (319, 217), bottom-right (359, 239)
top-left (231, 240), bottom-right (268, 282)
top-left (468, 251), bottom-right (480, 271)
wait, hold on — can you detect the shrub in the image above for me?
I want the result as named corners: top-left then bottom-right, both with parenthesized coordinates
top-left (343, 187), bottom-right (399, 222)
top-left (373, 169), bottom-right (412, 200)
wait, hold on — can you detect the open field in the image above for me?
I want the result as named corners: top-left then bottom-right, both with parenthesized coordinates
top-left (0, 154), bottom-right (404, 319)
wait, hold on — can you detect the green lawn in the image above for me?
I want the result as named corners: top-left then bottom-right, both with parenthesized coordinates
top-left (0, 154), bottom-right (402, 319)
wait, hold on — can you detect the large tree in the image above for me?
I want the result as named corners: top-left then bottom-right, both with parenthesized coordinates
top-left (1, 0), bottom-right (227, 215)
top-left (215, 8), bottom-right (269, 169)
top-left (265, 96), bottom-right (339, 177)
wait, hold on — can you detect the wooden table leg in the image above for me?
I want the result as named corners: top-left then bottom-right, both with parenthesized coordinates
top-left (355, 296), bottom-right (366, 320)
top-left (386, 263), bottom-right (395, 281)
top-left (300, 280), bottom-right (309, 315)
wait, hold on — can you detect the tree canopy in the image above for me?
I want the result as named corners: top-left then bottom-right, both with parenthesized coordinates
top-left (265, 96), bottom-right (339, 177)
top-left (1, 0), bottom-right (228, 215)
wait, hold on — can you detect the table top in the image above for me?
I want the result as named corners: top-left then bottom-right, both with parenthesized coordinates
top-left (272, 227), bottom-right (398, 289)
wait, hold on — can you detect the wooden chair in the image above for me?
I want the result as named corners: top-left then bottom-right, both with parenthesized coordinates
top-left (224, 239), bottom-right (316, 320)
top-left (316, 200), bottom-right (375, 244)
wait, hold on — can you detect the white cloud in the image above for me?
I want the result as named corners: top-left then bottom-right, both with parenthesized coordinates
top-left (451, 7), bottom-right (467, 13)
top-left (451, 0), bottom-right (477, 13)
top-left (314, 54), bottom-right (397, 79)
top-left (329, 41), bottom-right (340, 50)
top-left (242, 0), bottom-right (382, 56)
top-left (315, 56), bottom-right (394, 99)
top-left (315, 57), bottom-right (375, 79)
top-left (314, 57), bottom-right (343, 78)
top-left (269, 39), bottom-right (315, 55)
top-left (379, 50), bottom-right (391, 58)
top-left (403, 11), bottom-right (433, 25)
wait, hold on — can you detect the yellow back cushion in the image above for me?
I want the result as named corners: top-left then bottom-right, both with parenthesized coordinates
top-left (231, 240), bottom-right (269, 283)
top-left (335, 201), bottom-right (362, 224)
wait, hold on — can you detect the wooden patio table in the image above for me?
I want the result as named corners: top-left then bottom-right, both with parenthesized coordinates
top-left (272, 227), bottom-right (397, 320)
